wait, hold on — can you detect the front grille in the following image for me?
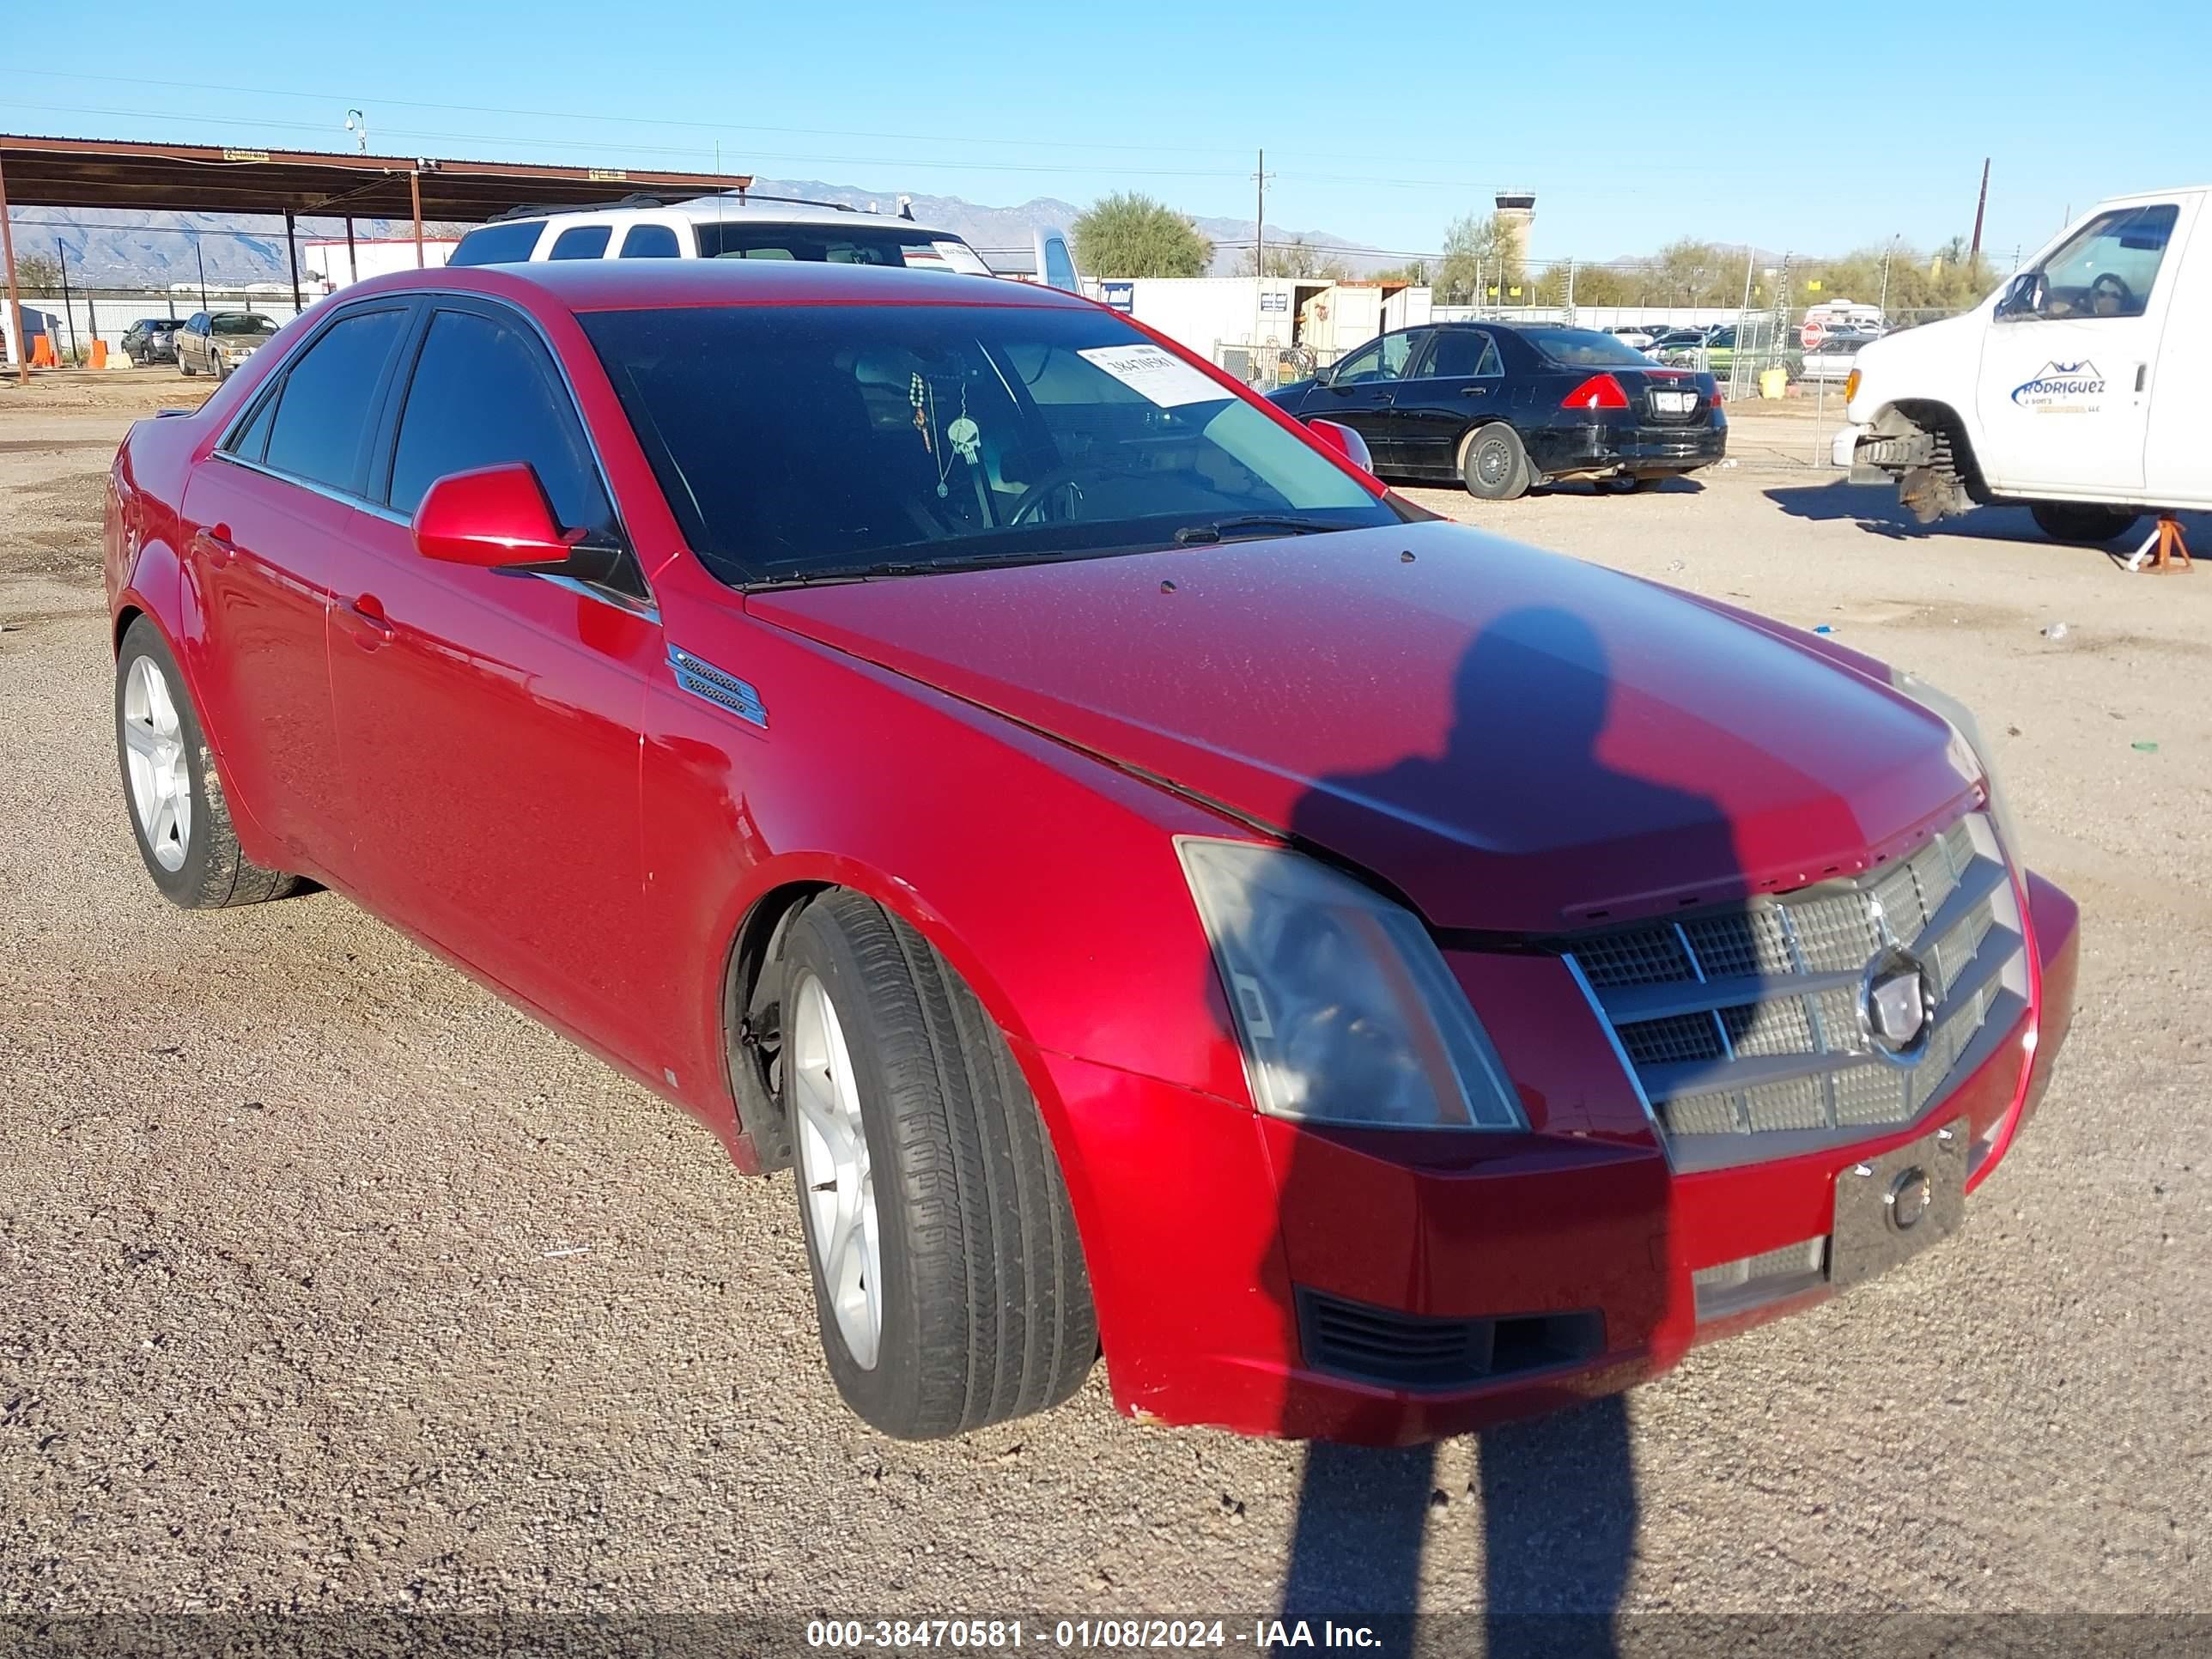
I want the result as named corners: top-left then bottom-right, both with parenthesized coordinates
top-left (1568, 812), bottom-right (2028, 1171)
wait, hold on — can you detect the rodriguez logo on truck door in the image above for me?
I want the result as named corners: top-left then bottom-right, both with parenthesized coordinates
top-left (2011, 360), bottom-right (2106, 413)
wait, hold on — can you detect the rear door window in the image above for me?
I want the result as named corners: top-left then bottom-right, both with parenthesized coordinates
top-left (449, 222), bottom-right (546, 266)
top-left (258, 307), bottom-right (410, 493)
top-left (386, 307), bottom-right (611, 538)
top-left (549, 225), bottom-right (613, 260)
top-left (1419, 330), bottom-right (1503, 379)
top-left (618, 224), bottom-right (682, 259)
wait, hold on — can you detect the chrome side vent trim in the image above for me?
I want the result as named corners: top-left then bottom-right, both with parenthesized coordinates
top-left (668, 644), bottom-right (767, 729)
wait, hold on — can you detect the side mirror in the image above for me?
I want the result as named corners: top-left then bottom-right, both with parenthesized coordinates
top-left (1307, 417), bottom-right (1375, 475)
top-left (1996, 270), bottom-right (2045, 320)
top-left (413, 462), bottom-right (594, 574)
top-left (1314, 362), bottom-right (1338, 386)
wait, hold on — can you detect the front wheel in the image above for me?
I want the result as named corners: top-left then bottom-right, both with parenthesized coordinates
top-left (2030, 501), bottom-right (2142, 545)
top-left (179, 357), bottom-right (196, 378)
top-left (779, 890), bottom-right (1097, 1438)
top-left (1461, 422), bottom-right (1532, 501)
top-left (114, 618), bottom-right (298, 908)
top-left (212, 353), bottom-right (228, 383)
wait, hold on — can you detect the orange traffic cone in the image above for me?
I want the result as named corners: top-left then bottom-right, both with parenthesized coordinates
top-left (30, 336), bottom-right (54, 368)
top-left (89, 339), bottom-right (107, 369)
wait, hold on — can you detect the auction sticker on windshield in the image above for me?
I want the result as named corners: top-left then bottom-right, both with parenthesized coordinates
top-left (1079, 343), bottom-right (1229, 407)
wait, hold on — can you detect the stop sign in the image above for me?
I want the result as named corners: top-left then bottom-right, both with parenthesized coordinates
top-left (1802, 318), bottom-right (1827, 349)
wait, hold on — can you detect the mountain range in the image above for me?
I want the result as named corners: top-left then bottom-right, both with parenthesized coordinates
top-left (8, 178), bottom-right (1381, 289)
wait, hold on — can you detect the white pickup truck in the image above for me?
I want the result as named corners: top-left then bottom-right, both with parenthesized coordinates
top-left (1833, 185), bottom-right (2209, 544)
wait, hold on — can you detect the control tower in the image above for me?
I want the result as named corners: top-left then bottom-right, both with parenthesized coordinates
top-left (1494, 190), bottom-right (1535, 268)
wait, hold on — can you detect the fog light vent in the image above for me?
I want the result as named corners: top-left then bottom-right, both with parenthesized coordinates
top-left (1692, 1236), bottom-right (1827, 1322)
top-left (1296, 1291), bottom-right (1602, 1393)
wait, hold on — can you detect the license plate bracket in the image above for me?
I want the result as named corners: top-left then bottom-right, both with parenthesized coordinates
top-left (1829, 1117), bottom-right (1969, 1291)
top-left (1651, 389), bottom-right (1696, 415)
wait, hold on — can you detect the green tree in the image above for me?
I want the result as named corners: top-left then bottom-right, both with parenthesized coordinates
top-left (1648, 239), bottom-right (1739, 307)
top-left (1072, 193), bottom-right (1213, 278)
top-left (1370, 259), bottom-right (1430, 286)
top-left (1434, 211), bottom-right (1521, 305)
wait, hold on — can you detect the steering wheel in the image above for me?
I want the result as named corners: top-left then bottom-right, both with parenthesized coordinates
top-left (1007, 461), bottom-right (1152, 526)
top-left (2088, 271), bottom-right (2134, 316)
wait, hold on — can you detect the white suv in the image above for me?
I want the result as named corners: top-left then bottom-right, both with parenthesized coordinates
top-left (448, 194), bottom-right (1075, 288)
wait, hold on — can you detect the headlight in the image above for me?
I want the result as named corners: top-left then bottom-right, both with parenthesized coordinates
top-left (1176, 837), bottom-right (1526, 1131)
top-left (1887, 667), bottom-right (2022, 860)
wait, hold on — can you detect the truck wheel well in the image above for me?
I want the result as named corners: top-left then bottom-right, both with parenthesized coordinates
top-left (1888, 399), bottom-right (1990, 501)
top-left (721, 880), bottom-right (830, 1172)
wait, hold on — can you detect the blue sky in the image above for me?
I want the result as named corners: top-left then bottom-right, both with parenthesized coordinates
top-left (8, 0), bottom-right (2207, 263)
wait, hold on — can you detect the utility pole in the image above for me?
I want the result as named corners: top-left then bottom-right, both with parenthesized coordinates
top-left (1878, 234), bottom-right (1897, 316)
top-left (1970, 158), bottom-right (1990, 259)
top-left (195, 238), bottom-right (209, 313)
top-left (1251, 148), bottom-right (1269, 355)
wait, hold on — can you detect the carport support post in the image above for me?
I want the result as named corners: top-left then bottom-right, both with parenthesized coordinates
top-left (345, 216), bottom-right (358, 283)
top-left (0, 149), bottom-right (28, 386)
top-left (284, 210), bottom-right (302, 311)
top-left (410, 171), bottom-right (425, 268)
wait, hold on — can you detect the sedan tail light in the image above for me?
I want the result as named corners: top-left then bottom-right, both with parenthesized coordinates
top-left (1561, 374), bottom-right (1631, 410)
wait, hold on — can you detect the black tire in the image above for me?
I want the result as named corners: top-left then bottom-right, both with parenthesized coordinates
top-left (2030, 501), bottom-right (2142, 545)
top-left (780, 890), bottom-right (1096, 1438)
top-left (179, 358), bottom-right (196, 378)
top-left (1462, 422), bottom-right (1533, 501)
top-left (114, 617), bottom-right (299, 909)
top-left (212, 353), bottom-right (228, 384)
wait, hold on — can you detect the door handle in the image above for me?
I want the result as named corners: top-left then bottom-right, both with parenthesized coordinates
top-left (337, 592), bottom-right (393, 649)
top-left (193, 524), bottom-right (235, 568)
top-left (1459, 385), bottom-right (1490, 397)
top-left (2136, 363), bottom-right (2148, 393)
top-left (1374, 392), bottom-right (1395, 406)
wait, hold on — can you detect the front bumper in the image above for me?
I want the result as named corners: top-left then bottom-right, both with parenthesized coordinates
top-left (1525, 416), bottom-right (1727, 479)
top-left (1032, 868), bottom-right (2077, 1445)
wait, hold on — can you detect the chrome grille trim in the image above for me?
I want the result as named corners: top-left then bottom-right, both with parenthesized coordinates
top-left (1565, 812), bottom-right (2027, 1173)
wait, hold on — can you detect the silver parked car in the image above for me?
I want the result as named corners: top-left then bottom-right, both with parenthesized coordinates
top-left (176, 311), bottom-right (280, 382)
top-left (1797, 330), bottom-right (1879, 383)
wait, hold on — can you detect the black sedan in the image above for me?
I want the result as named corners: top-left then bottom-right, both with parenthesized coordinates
top-left (120, 318), bottom-right (184, 366)
top-left (1267, 322), bottom-right (1725, 499)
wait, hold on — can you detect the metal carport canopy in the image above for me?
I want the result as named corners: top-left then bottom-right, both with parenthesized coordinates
top-left (0, 131), bottom-right (754, 379)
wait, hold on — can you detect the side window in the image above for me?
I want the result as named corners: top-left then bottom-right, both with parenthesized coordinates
top-left (1042, 234), bottom-right (1079, 293)
top-left (1333, 331), bottom-right (1419, 384)
top-left (549, 225), bottom-right (613, 261)
top-left (259, 308), bottom-right (409, 493)
top-left (618, 224), bottom-right (682, 259)
top-left (2033, 204), bottom-right (2179, 319)
top-left (386, 308), bottom-right (611, 538)
top-left (449, 221), bottom-right (548, 266)
top-left (225, 385), bottom-right (281, 463)
top-left (1419, 330), bottom-right (1503, 380)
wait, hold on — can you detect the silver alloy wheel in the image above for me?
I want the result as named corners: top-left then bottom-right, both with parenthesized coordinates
top-left (122, 654), bottom-right (191, 872)
top-left (789, 970), bottom-right (883, 1369)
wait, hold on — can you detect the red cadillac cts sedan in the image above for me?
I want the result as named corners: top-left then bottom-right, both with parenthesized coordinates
top-left (103, 259), bottom-right (2079, 1444)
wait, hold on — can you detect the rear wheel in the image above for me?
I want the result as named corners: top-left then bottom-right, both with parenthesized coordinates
top-left (779, 890), bottom-right (1097, 1438)
top-left (1461, 422), bottom-right (1532, 501)
top-left (2030, 501), bottom-right (2142, 545)
top-left (114, 617), bottom-right (297, 908)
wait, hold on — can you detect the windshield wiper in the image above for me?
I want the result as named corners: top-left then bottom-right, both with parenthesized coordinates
top-left (744, 550), bottom-right (1079, 591)
top-left (1171, 514), bottom-right (1345, 546)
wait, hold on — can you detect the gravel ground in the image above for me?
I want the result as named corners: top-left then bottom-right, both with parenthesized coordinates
top-left (2, 373), bottom-right (2208, 1635)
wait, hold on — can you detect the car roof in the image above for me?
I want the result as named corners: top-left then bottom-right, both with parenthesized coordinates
top-left (486, 195), bottom-right (964, 240)
top-left (335, 257), bottom-right (1100, 314)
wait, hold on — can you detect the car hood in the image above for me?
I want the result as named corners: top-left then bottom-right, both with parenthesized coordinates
top-left (745, 520), bottom-right (1974, 933)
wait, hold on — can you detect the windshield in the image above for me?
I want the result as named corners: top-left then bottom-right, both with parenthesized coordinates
top-left (695, 222), bottom-right (993, 275)
top-left (1519, 327), bottom-right (1661, 368)
top-left (583, 302), bottom-right (1398, 584)
top-left (213, 313), bottom-right (277, 335)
